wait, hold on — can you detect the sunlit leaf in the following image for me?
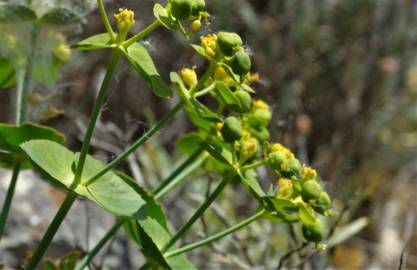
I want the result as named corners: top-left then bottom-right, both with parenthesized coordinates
top-left (125, 43), bottom-right (172, 98)
top-left (0, 4), bottom-right (37, 22)
top-left (71, 33), bottom-right (115, 51)
top-left (40, 8), bottom-right (81, 25)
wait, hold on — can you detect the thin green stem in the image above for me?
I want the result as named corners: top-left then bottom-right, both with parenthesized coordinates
top-left (74, 49), bottom-right (121, 187)
top-left (75, 219), bottom-right (125, 270)
top-left (0, 163), bottom-right (21, 240)
top-left (193, 82), bottom-right (215, 98)
top-left (85, 101), bottom-right (184, 186)
top-left (161, 171), bottom-right (235, 253)
top-left (189, 62), bottom-right (217, 95)
top-left (25, 193), bottom-right (77, 270)
top-left (97, 0), bottom-right (116, 42)
top-left (242, 159), bottom-right (267, 171)
top-left (165, 209), bottom-right (266, 258)
top-left (16, 25), bottom-right (38, 124)
top-left (123, 20), bottom-right (161, 48)
top-left (153, 148), bottom-right (205, 199)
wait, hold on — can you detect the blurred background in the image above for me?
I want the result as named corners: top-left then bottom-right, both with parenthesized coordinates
top-left (1, 0), bottom-right (417, 269)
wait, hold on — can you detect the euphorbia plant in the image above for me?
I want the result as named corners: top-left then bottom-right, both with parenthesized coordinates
top-left (0, 0), bottom-right (334, 269)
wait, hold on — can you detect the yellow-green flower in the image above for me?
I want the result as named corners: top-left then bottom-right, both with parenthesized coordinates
top-left (201, 34), bottom-right (218, 58)
top-left (180, 67), bottom-right (198, 87)
top-left (114, 9), bottom-right (135, 41)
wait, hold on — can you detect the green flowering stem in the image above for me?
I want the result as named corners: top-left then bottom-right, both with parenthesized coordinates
top-left (84, 101), bottom-right (184, 186)
top-left (75, 219), bottom-right (125, 270)
top-left (74, 49), bottom-right (122, 187)
top-left (24, 192), bottom-right (78, 270)
top-left (75, 149), bottom-right (206, 270)
top-left (97, 0), bottom-right (116, 42)
top-left (123, 20), bottom-right (161, 48)
top-left (160, 171), bottom-right (235, 253)
top-left (153, 148), bottom-right (207, 199)
top-left (189, 62), bottom-right (217, 95)
top-left (164, 209), bottom-right (266, 258)
top-left (241, 159), bottom-right (267, 171)
top-left (25, 49), bottom-right (122, 270)
top-left (0, 163), bottom-right (21, 240)
top-left (193, 82), bottom-right (215, 98)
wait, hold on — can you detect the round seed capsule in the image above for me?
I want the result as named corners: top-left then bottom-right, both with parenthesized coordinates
top-left (231, 52), bottom-right (252, 75)
top-left (171, 0), bottom-right (193, 20)
top-left (217, 31), bottom-right (243, 56)
top-left (234, 90), bottom-right (252, 112)
top-left (302, 219), bottom-right (325, 243)
top-left (302, 180), bottom-right (322, 201)
top-left (221, 116), bottom-right (242, 142)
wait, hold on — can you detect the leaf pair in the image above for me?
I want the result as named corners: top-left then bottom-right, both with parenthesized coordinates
top-left (72, 35), bottom-right (172, 99)
top-left (20, 140), bottom-right (195, 269)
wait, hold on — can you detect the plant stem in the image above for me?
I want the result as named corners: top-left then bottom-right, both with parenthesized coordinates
top-left (84, 101), bottom-right (184, 186)
top-left (24, 192), bottom-right (77, 270)
top-left (165, 209), bottom-right (265, 258)
top-left (25, 49), bottom-right (122, 270)
top-left (123, 20), bottom-right (161, 48)
top-left (193, 82), bottom-right (215, 98)
top-left (74, 49), bottom-right (121, 187)
top-left (190, 62), bottom-right (217, 95)
top-left (75, 219), bottom-right (125, 270)
top-left (97, 0), bottom-right (116, 42)
top-left (242, 159), bottom-right (267, 171)
top-left (153, 148), bottom-right (205, 199)
top-left (0, 163), bottom-right (21, 240)
top-left (161, 171), bottom-right (234, 253)
top-left (15, 25), bottom-right (38, 124)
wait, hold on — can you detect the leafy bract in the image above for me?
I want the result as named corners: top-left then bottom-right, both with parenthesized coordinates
top-left (40, 8), bottom-right (81, 25)
top-left (124, 43), bottom-right (172, 98)
top-left (71, 33), bottom-right (115, 51)
top-left (215, 81), bottom-right (240, 109)
top-left (153, 4), bottom-right (178, 31)
top-left (0, 4), bottom-right (37, 22)
top-left (176, 132), bottom-right (204, 155)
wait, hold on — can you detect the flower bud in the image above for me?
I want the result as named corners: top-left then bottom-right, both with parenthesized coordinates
top-left (217, 31), bottom-right (243, 56)
top-left (302, 166), bottom-right (317, 181)
top-left (301, 180), bottom-right (322, 201)
top-left (252, 99), bottom-right (269, 110)
top-left (201, 34), bottom-right (218, 58)
top-left (180, 67), bottom-right (198, 87)
top-left (190, 19), bottom-right (202, 31)
top-left (252, 108), bottom-right (272, 127)
top-left (234, 90), bottom-right (252, 112)
top-left (268, 151), bottom-right (286, 170)
top-left (302, 219), bottom-right (324, 243)
top-left (114, 9), bottom-right (135, 41)
top-left (231, 51), bottom-right (251, 75)
top-left (270, 143), bottom-right (294, 159)
top-left (191, 0), bottom-right (206, 16)
top-left (221, 116), bottom-right (242, 142)
top-left (277, 178), bottom-right (293, 198)
top-left (171, 0), bottom-right (193, 20)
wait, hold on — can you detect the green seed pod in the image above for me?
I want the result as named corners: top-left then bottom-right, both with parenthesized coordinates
top-left (302, 219), bottom-right (324, 243)
top-left (268, 151), bottom-right (286, 170)
top-left (250, 109), bottom-right (272, 128)
top-left (234, 90), bottom-right (252, 112)
top-left (191, 0), bottom-right (206, 16)
top-left (250, 127), bottom-right (270, 141)
top-left (317, 191), bottom-right (331, 209)
top-left (284, 158), bottom-right (302, 178)
top-left (171, 0), bottom-right (193, 20)
top-left (302, 180), bottom-right (322, 201)
top-left (231, 52), bottom-right (251, 75)
top-left (217, 31), bottom-right (243, 56)
top-left (221, 116), bottom-right (242, 142)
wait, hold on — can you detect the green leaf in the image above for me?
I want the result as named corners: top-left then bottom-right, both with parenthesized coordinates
top-left (238, 170), bottom-right (265, 199)
top-left (200, 141), bottom-right (233, 166)
top-left (240, 83), bottom-right (256, 94)
top-left (58, 252), bottom-right (80, 270)
top-left (43, 260), bottom-right (59, 270)
top-left (153, 3), bottom-right (179, 31)
top-left (124, 43), bottom-right (172, 98)
top-left (191, 44), bottom-right (209, 59)
top-left (219, 63), bottom-right (240, 83)
top-left (71, 33), bottom-right (115, 51)
top-left (0, 57), bottom-right (16, 89)
top-left (190, 98), bottom-right (221, 122)
top-left (0, 151), bottom-right (31, 169)
top-left (0, 4), bottom-right (37, 22)
top-left (0, 123), bottom-right (65, 153)
top-left (176, 132), bottom-right (204, 155)
top-left (268, 197), bottom-right (298, 212)
top-left (40, 8), bottom-right (81, 25)
top-left (297, 203), bottom-right (317, 225)
top-left (170, 72), bottom-right (191, 101)
top-left (215, 81), bottom-right (240, 109)
top-left (327, 217), bottom-right (368, 248)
